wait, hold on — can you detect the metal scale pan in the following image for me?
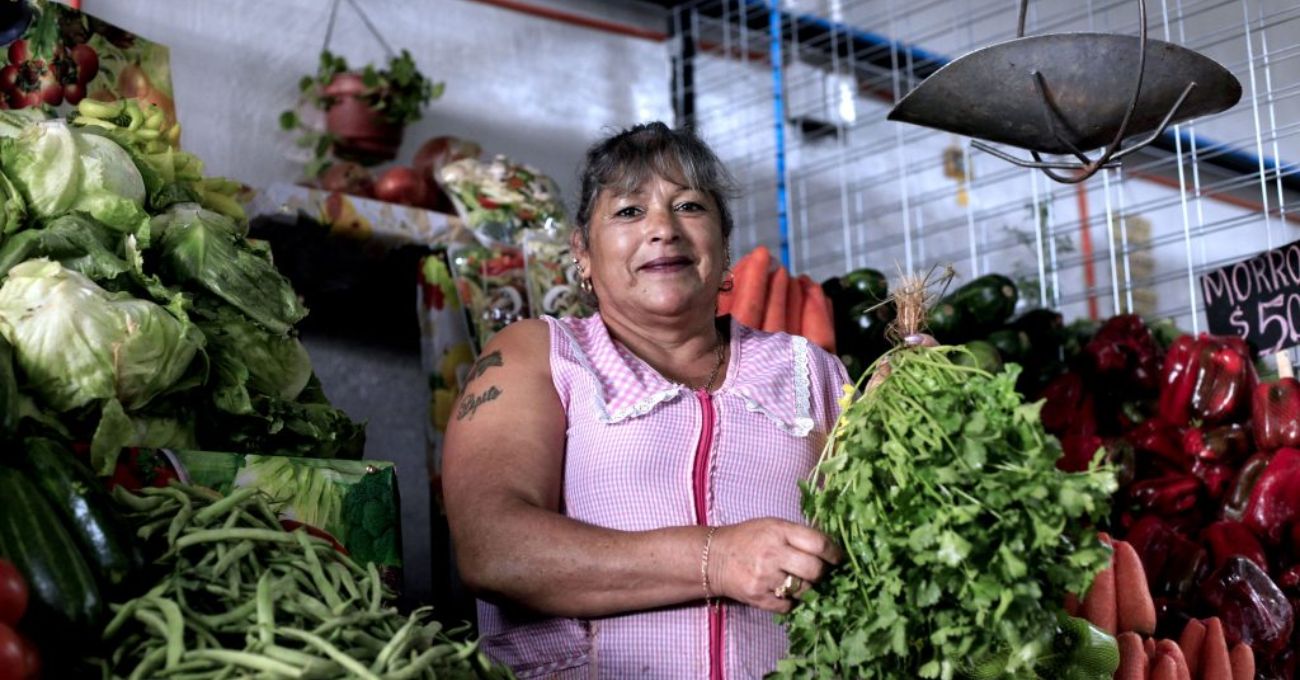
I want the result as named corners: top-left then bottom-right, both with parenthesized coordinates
top-left (887, 0), bottom-right (1242, 183)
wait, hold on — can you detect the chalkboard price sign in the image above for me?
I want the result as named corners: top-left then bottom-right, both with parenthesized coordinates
top-left (1200, 239), bottom-right (1300, 356)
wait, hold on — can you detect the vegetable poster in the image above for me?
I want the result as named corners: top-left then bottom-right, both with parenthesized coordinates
top-left (0, 3), bottom-right (176, 130)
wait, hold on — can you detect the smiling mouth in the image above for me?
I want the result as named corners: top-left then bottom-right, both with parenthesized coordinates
top-left (639, 257), bottom-right (693, 273)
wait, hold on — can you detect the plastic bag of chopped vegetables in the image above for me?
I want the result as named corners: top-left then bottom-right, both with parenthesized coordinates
top-left (775, 273), bottom-right (1118, 680)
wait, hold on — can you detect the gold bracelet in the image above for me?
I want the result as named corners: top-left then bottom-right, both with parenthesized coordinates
top-left (701, 525), bottom-right (719, 601)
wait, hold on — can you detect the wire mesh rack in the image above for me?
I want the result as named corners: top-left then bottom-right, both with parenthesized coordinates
top-left (669, 0), bottom-right (1300, 335)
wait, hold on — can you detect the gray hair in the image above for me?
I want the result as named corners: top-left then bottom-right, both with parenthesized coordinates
top-left (573, 122), bottom-right (738, 250)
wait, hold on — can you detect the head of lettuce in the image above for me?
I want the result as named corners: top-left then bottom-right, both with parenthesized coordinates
top-left (0, 120), bottom-right (149, 234)
top-left (0, 258), bottom-right (203, 412)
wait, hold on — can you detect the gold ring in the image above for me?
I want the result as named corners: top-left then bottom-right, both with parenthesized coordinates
top-left (774, 574), bottom-right (802, 599)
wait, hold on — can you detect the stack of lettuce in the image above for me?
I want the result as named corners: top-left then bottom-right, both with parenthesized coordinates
top-left (0, 101), bottom-right (363, 475)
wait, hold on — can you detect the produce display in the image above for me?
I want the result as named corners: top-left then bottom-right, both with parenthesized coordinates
top-left (718, 245), bottom-right (836, 353)
top-left (89, 483), bottom-right (508, 679)
top-left (1035, 314), bottom-right (1299, 678)
top-left (776, 277), bottom-right (1117, 679)
top-left (0, 103), bottom-right (362, 475)
top-left (438, 155), bottom-right (565, 241)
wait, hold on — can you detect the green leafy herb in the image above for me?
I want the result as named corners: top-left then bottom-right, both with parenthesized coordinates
top-left (774, 347), bottom-right (1115, 680)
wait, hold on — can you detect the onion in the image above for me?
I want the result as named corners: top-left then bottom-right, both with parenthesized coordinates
top-left (317, 161), bottom-right (374, 198)
top-left (413, 136), bottom-right (482, 182)
top-left (373, 166), bottom-right (429, 207)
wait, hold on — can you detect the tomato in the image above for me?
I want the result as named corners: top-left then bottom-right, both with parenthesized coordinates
top-left (62, 81), bottom-right (84, 104)
top-left (15, 632), bottom-right (36, 680)
top-left (0, 560), bottom-right (26, 627)
top-left (0, 64), bottom-right (16, 91)
top-left (70, 44), bottom-right (97, 83)
top-left (6, 40), bottom-right (27, 66)
top-left (0, 622), bottom-right (28, 680)
top-left (7, 89), bottom-right (39, 110)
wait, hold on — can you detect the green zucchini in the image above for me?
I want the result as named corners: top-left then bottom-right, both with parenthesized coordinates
top-left (1011, 308), bottom-right (1066, 366)
top-left (22, 437), bottom-right (143, 590)
top-left (926, 301), bottom-right (965, 343)
top-left (987, 329), bottom-right (1032, 364)
top-left (838, 268), bottom-right (889, 307)
top-left (0, 464), bottom-right (103, 642)
top-left (949, 274), bottom-right (1018, 333)
top-left (955, 340), bottom-right (1003, 373)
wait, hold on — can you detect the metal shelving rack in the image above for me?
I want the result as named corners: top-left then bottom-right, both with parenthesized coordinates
top-left (670, 0), bottom-right (1300, 333)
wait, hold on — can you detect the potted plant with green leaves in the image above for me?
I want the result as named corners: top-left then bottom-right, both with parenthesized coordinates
top-left (281, 48), bottom-right (443, 176)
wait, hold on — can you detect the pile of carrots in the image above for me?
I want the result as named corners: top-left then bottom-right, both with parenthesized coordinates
top-left (1068, 534), bottom-right (1254, 680)
top-left (717, 245), bottom-right (836, 354)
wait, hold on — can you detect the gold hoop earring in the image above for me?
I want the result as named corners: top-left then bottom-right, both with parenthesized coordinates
top-left (580, 278), bottom-right (594, 295)
top-left (719, 269), bottom-right (735, 293)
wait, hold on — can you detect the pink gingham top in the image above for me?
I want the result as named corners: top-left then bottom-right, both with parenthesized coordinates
top-left (478, 313), bottom-right (850, 679)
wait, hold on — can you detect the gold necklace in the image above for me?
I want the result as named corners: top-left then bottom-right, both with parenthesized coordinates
top-left (697, 332), bottom-right (727, 392)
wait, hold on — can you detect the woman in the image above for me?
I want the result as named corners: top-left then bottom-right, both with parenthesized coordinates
top-left (442, 122), bottom-right (850, 678)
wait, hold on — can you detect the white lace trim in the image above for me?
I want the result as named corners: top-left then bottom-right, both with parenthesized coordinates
top-left (550, 317), bottom-right (683, 424)
top-left (736, 335), bottom-right (814, 437)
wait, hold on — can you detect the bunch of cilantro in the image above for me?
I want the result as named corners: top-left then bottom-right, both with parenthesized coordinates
top-left (774, 347), bottom-right (1116, 680)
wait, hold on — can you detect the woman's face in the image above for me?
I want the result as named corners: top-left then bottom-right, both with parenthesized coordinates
top-left (578, 173), bottom-right (726, 320)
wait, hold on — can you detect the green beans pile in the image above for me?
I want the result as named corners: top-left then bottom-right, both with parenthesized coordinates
top-left (95, 483), bottom-right (512, 679)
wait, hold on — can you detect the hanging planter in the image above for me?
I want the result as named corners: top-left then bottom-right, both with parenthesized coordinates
top-left (321, 71), bottom-right (404, 163)
top-left (281, 43), bottom-right (443, 175)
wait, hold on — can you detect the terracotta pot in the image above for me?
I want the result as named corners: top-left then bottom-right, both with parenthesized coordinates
top-left (322, 72), bottom-right (403, 165)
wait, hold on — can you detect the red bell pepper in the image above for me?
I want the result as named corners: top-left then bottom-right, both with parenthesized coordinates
top-left (1191, 336), bottom-right (1256, 424)
top-left (1040, 371), bottom-right (1086, 435)
top-left (1224, 452), bottom-right (1274, 523)
top-left (1085, 314), bottom-right (1164, 392)
top-left (1202, 520), bottom-right (1269, 572)
top-left (1129, 475), bottom-right (1201, 516)
top-left (1127, 419), bottom-right (1188, 474)
top-left (1243, 447), bottom-right (1300, 545)
top-left (1191, 460), bottom-right (1236, 502)
top-left (1158, 335), bottom-right (1198, 426)
top-left (1182, 423), bottom-right (1251, 464)
top-left (1251, 361), bottom-right (1300, 451)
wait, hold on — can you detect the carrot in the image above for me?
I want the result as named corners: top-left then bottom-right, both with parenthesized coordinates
top-left (730, 246), bottom-right (771, 328)
top-left (785, 272), bottom-right (804, 337)
top-left (1155, 640), bottom-right (1191, 680)
top-left (762, 267), bottom-right (790, 333)
top-left (1115, 540), bottom-right (1157, 635)
top-left (1151, 655), bottom-right (1179, 680)
top-left (1081, 562), bottom-right (1117, 635)
top-left (1229, 643), bottom-right (1254, 680)
top-left (799, 275), bottom-right (836, 354)
top-left (1117, 632), bottom-right (1149, 680)
top-left (1201, 617), bottom-right (1232, 680)
top-left (1178, 618), bottom-right (1206, 679)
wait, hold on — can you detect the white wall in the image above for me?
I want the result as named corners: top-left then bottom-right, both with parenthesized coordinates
top-left (83, 0), bottom-right (674, 204)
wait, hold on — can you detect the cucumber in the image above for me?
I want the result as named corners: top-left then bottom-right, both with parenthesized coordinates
top-left (0, 464), bottom-right (103, 643)
top-left (22, 437), bottom-right (143, 590)
top-left (0, 336), bottom-right (16, 436)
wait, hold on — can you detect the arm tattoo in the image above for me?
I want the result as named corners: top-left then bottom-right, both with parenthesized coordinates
top-left (456, 385), bottom-right (503, 421)
top-left (464, 351), bottom-right (503, 387)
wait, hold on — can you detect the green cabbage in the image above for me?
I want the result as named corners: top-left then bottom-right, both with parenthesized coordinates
top-left (196, 297), bottom-right (313, 406)
top-left (0, 121), bottom-right (149, 233)
top-left (0, 259), bottom-right (203, 412)
top-left (152, 203), bottom-right (306, 333)
top-left (0, 214), bottom-right (129, 282)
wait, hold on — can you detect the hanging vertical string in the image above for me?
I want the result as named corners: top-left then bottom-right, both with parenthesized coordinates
top-left (322, 0), bottom-right (397, 59)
